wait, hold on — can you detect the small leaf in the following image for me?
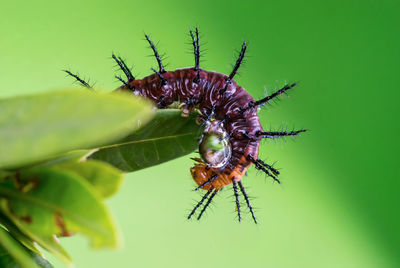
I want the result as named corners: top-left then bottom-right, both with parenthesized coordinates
top-left (28, 252), bottom-right (53, 268)
top-left (0, 205), bottom-right (71, 265)
top-left (0, 210), bottom-right (43, 257)
top-left (34, 150), bottom-right (95, 167)
top-left (0, 227), bottom-right (46, 268)
top-left (0, 89), bottom-right (154, 169)
top-left (0, 167), bottom-right (120, 251)
top-left (54, 160), bottom-right (123, 198)
top-left (89, 109), bottom-right (202, 172)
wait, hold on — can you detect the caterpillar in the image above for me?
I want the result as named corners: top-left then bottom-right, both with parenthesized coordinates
top-left (65, 28), bottom-right (306, 224)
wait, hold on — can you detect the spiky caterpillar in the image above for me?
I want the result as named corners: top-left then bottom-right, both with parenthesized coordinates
top-left (65, 28), bottom-right (306, 224)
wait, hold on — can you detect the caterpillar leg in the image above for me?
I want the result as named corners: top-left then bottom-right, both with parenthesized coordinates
top-left (63, 70), bottom-right (92, 89)
top-left (179, 95), bottom-right (197, 117)
top-left (198, 105), bottom-right (215, 128)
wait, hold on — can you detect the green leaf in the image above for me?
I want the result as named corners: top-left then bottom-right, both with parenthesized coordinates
top-left (0, 170), bottom-right (12, 181)
top-left (34, 150), bottom-right (95, 167)
top-left (0, 89), bottom-right (154, 169)
top-left (27, 252), bottom-right (53, 268)
top-left (89, 109), bottom-right (202, 172)
top-left (0, 208), bottom-right (71, 265)
top-left (0, 227), bottom-right (47, 268)
top-left (54, 160), bottom-right (123, 198)
top-left (0, 210), bottom-right (43, 257)
top-left (0, 167), bottom-right (120, 252)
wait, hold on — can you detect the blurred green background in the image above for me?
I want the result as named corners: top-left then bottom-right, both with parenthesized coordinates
top-left (1, 0), bottom-right (399, 267)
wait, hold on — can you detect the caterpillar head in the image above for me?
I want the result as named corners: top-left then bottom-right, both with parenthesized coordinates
top-left (191, 120), bottom-right (244, 191)
top-left (199, 120), bottom-right (231, 169)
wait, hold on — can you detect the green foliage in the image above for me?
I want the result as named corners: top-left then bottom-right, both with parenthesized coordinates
top-left (0, 167), bottom-right (120, 247)
top-left (0, 89), bottom-right (154, 169)
top-left (0, 90), bottom-right (201, 267)
top-left (0, 227), bottom-right (51, 268)
top-left (55, 160), bottom-right (123, 199)
top-left (90, 109), bottom-right (201, 172)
